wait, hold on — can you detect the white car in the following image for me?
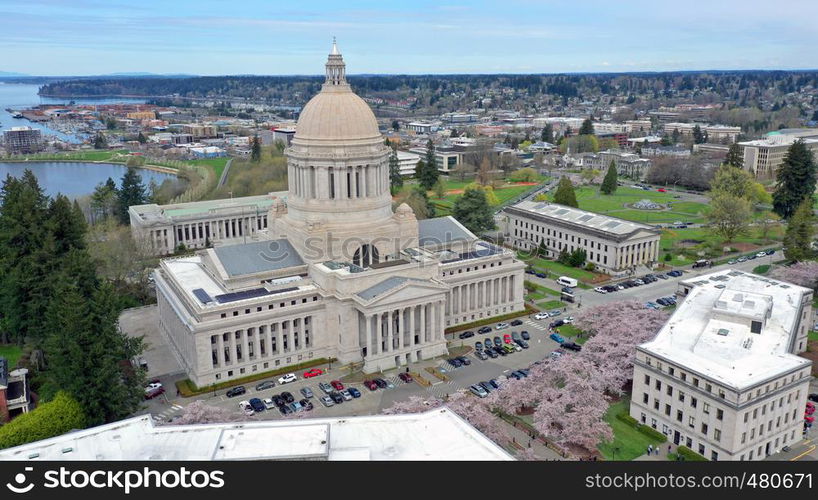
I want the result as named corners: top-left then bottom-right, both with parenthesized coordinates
top-left (262, 398), bottom-right (276, 410)
top-left (239, 401), bottom-right (255, 416)
top-left (563, 316), bottom-right (574, 324)
top-left (278, 373), bottom-right (297, 385)
top-left (755, 251), bottom-right (767, 258)
top-left (594, 287), bottom-right (607, 294)
top-left (496, 322), bottom-right (510, 330)
top-left (534, 312), bottom-right (549, 320)
top-left (144, 382), bottom-right (162, 392)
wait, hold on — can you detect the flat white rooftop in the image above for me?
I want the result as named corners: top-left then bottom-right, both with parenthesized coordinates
top-left (640, 270), bottom-right (812, 390)
top-left (0, 408), bottom-right (513, 461)
top-left (509, 200), bottom-right (657, 237)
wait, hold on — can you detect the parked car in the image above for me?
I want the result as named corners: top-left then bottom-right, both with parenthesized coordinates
top-left (320, 395), bottom-right (335, 407)
top-left (493, 336), bottom-right (503, 347)
top-left (511, 331), bottom-right (521, 341)
top-left (667, 270), bottom-right (683, 277)
top-left (489, 379), bottom-right (501, 389)
top-left (279, 405), bottom-right (293, 415)
top-left (476, 350), bottom-right (488, 360)
top-left (271, 395), bottom-right (285, 407)
top-left (755, 251), bottom-right (767, 258)
top-left (657, 188), bottom-right (666, 192)
top-left (510, 319), bottom-right (524, 326)
top-left (263, 398), bottom-right (276, 410)
top-left (330, 380), bottom-right (345, 391)
top-left (329, 391), bottom-right (344, 404)
top-left (594, 287), bottom-right (608, 294)
top-left (300, 387), bottom-right (314, 399)
top-left (457, 356), bottom-right (472, 366)
top-left (300, 399), bottom-right (314, 411)
top-left (562, 341), bottom-right (582, 351)
top-left (550, 350), bottom-right (563, 359)
top-left (340, 389), bottom-right (353, 401)
top-left (485, 348), bottom-right (498, 358)
top-left (504, 344), bottom-right (517, 353)
top-left (633, 279), bottom-right (645, 285)
top-left (656, 297), bottom-right (671, 306)
top-left (550, 319), bottom-right (565, 328)
top-left (496, 322), bottom-right (510, 330)
top-left (521, 331), bottom-right (530, 340)
top-left (226, 386), bottom-right (247, 398)
top-left (239, 400), bottom-right (255, 416)
top-left (374, 378), bottom-right (389, 388)
top-left (281, 391), bottom-right (295, 404)
top-left (766, 249), bottom-right (776, 255)
top-left (248, 398), bottom-right (266, 412)
top-left (469, 384), bottom-right (489, 398)
top-left (808, 393), bottom-right (818, 403)
top-left (448, 357), bottom-right (463, 368)
top-left (475, 341), bottom-right (483, 351)
top-left (508, 371), bottom-right (522, 380)
top-left (289, 401), bottom-right (303, 413)
top-left (727, 259), bottom-right (736, 265)
top-left (478, 326), bottom-right (493, 334)
top-left (549, 333), bottom-right (565, 344)
top-left (458, 331), bottom-right (475, 339)
top-left (645, 302), bottom-right (660, 310)
top-left (549, 309), bottom-right (562, 317)
top-left (398, 372), bottom-right (414, 383)
top-left (534, 312), bottom-right (549, 320)
top-left (278, 373), bottom-right (297, 385)
top-left (516, 339), bottom-right (529, 349)
top-left (303, 368), bottom-right (323, 378)
top-left (503, 334), bottom-right (512, 344)
top-left (535, 272), bottom-right (547, 279)
top-left (656, 274), bottom-right (668, 280)
top-left (493, 345), bottom-right (507, 356)
top-left (364, 380), bottom-right (378, 391)
top-left (255, 380), bottom-right (276, 391)
top-left (347, 387), bottom-right (361, 398)
top-left (144, 386), bottom-right (165, 400)
top-left (319, 382), bottom-right (333, 394)
top-left (479, 381), bottom-right (494, 393)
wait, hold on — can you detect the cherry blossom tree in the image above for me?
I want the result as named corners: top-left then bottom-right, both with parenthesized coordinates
top-left (167, 400), bottom-right (246, 425)
top-left (771, 261), bottom-right (818, 290)
top-left (381, 395), bottom-right (443, 414)
top-left (447, 392), bottom-right (511, 445)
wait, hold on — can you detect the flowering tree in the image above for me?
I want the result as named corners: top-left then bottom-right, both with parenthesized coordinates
top-left (167, 400), bottom-right (246, 425)
top-left (381, 395), bottom-right (443, 414)
top-left (771, 261), bottom-right (818, 290)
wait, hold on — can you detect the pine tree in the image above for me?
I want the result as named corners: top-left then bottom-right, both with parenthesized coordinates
top-left (692, 125), bottom-right (705, 144)
top-left (116, 167), bottom-right (147, 225)
top-left (724, 143), bottom-right (743, 168)
top-left (783, 198), bottom-right (815, 261)
top-left (452, 186), bottom-right (495, 234)
top-left (541, 123), bottom-right (554, 143)
top-left (772, 140), bottom-right (817, 219)
top-left (579, 118), bottom-right (594, 136)
top-left (251, 135), bottom-right (262, 162)
top-left (90, 178), bottom-right (118, 223)
top-left (388, 148), bottom-right (403, 192)
top-left (553, 176), bottom-right (579, 207)
top-left (93, 133), bottom-right (108, 149)
top-left (600, 160), bottom-right (618, 195)
top-left (415, 140), bottom-right (439, 190)
top-left (137, 132), bottom-right (147, 144)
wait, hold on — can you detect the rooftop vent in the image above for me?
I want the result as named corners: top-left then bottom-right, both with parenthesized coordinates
top-left (717, 328), bottom-right (729, 336)
top-left (715, 300), bottom-right (728, 308)
top-left (732, 293), bottom-right (744, 302)
top-left (743, 300), bottom-right (756, 309)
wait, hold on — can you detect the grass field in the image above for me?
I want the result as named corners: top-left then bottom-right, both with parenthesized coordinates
top-left (433, 183), bottom-right (538, 216)
top-left (599, 399), bottom-right (665, 461)
top-left (185, 157), bottom-right (230, 180)
top-left (555, 324), bottom-right (587, 344)
top-left (659, 226), bottom-right (784, 266)
top-left (520, 254), bottom-right (600, 283)
top-left (0, 344), bottom-right (22, 368)
top-left (537, 299), bottom-right (564, 310)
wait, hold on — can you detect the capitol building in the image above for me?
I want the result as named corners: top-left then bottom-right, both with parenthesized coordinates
top-left (145, 43), bottom-right (526, 387)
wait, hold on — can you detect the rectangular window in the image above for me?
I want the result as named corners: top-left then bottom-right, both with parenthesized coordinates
top-left (750, 321), bottom-right (762, 334)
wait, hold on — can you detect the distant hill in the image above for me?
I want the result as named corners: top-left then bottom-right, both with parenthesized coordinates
top-left (0, 71), bottom-right (29, 77)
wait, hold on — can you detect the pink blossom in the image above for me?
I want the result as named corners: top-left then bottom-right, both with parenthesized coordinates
top-left (167, 400), bottom-right (246, 425)
top-left (771, 261), bottom-right (818, 290)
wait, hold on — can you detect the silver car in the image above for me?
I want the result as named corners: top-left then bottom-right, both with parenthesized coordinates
top-left (340, 389), bottom-right (353, 401)
top-left (300, 387), bottom-right (314, 399)
top-left (319, 395), bottom-right (334, 407)
top-left (469, 384), bottom-right (489, 398)
top-left (319, 382), bottom-right (333, 394)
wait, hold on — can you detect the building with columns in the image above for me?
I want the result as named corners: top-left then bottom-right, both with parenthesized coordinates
top-left (500, 200), bottom-right (661, 275)
top-left (153, 43), bottom-right (526, 387)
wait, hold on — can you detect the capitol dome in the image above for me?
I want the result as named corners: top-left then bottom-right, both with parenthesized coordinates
top-left (292, 41), bottom-right (381, 144)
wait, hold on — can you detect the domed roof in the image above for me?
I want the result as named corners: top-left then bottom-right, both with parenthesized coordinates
top-left (293, 41), bottom-right (381, 143)
top-left (295, 90), bottom-right (380, 142)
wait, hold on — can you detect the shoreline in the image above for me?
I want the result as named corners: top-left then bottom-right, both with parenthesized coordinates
top-left (0, 158), bottom-right (179, 175)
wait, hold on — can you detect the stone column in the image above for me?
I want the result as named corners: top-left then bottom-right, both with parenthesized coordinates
top-left (420, 304), bottom-right (427, 344)
top-left (275, 322), bottom-right (283, 355)
top-left (216, 334), bottom-right (225, 367)
top-left (509, 275), bottom-right (515, 302)
top-left (241, 329), bottom-right (249, 363)
top-left (437, 301), bottom-right (445, 340)
top-left (397, 307), bottom-right (405, 351)
top-left (365, 313), bottom-right (373, 357)
top-left (228, 331), bottom-right (237, 365)
top-left (408, 305), bottom-right (416, 346)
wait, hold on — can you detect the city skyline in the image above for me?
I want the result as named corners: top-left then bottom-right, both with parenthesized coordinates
top-left (1, 0), bottom-right (818, 76)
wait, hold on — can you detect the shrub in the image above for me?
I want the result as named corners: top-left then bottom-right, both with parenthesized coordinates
top-left (585, 262), bottom-right (596, 271)
top-left (676, 445), bottom-right (708, 461)
top-left (637, 424), bottom-right (668, 442)
top-left (0, 392), bottom-right (86, 449)
top-left (616, 412), bottom-right (639, 427)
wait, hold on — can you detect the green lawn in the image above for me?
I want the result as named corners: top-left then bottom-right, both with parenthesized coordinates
top-left (659, 226), bottom-right (784, 266)
top-left (809, 330), bottom-right (818, 342)
top-left (599, 399), bottom-right (665, 461)
top-left (525, 257), bottom-right (598, 282)
top-left (537, 299), bottom-right (564, 310)
top-left (0, 344), bottom-right (22, 368)
top-left (555, 324), bottom-right (587, 344)
top-left (434, 184), bottom-right (537, 216)
top-left (185, 157), bottom-right (230, 180)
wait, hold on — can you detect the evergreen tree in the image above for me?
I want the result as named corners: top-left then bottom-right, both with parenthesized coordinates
top-left (137, 132), bottom-right (147, 144)
top-left (568, 249), bottom-right (587, 267)
top-left (772, 140), bottom-right (817, 219)
top-left (452, 186), bottom-right (495, 234)
top-left (692, 125), bottom-right (705, 144)
top-left (90, 178), bottom-right (118, 223)
top-left (414, 140), bottom-right (440, 190)
top-left (600, 160), bottom-right (618, 195)
top-left (541, 123), bottom-right (554, 143)
top-left (251, 135), bottom-right (262, 162)
top-left (116, 167), bottom-right (147, 225)
top-left (553, 176), bottom-right (579, 207)
top-left (724, 143), bottom-right (743, 168)
top-left (46, 196), bottom-right (87, 256)
top-left (93, 133), bottom-right (108, 150)
top-left (783, 198), bottom-right (815, 262)
top-left (579, 118), bottom-right (594, 136)
top-left (388, 148), bottom-right (403, 192)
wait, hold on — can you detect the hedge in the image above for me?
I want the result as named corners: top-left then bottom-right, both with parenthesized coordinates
top-left (0, 392), bottom-right (86, 450)
top-left (676, 445), bottom-right (708, 461)
top-left (176, 357), bottom-right (334, 397)
top-left (444, 304), bottom-right (538, 334)
top-left (615, 411), bottom-right (667, 442)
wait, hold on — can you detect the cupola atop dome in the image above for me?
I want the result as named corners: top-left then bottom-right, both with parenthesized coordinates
top-left (324, 37), bottom-right (347, 88)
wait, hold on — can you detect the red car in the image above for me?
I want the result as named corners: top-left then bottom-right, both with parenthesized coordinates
top-left (657, 188), bottom-right (666, 192)
top-left (805, 415), bottom-right (815, 424)
top-left (330, 380), bottom-right (344, 391)
top-left (364, 380), bottom-right (378, 391)
top-left (503, 334), bottom-right (512, 344)
top-left (398, 372), bottom-right (413, 383)
top-left (144, 386), bottom-right (165, 400)
top-left (303, 368), bottom-right (324, 378)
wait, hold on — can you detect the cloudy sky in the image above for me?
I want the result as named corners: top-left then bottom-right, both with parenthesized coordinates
top-left (1, 0), bottom-right (817, 76)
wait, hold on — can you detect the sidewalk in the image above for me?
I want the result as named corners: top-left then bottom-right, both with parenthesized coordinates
top-left (498, 416), bottom-right (566, 460)
top-left (633, 443), bottom-right (677, 461)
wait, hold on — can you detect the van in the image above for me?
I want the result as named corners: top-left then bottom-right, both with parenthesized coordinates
top-left (557, 276), bottom-right (578, 288)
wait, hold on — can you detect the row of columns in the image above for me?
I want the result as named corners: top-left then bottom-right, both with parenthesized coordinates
top-left (447, 275), bottom-right (516, 316)
top-left (212, 316), bottom-right (311, 368)
top-left (290, 164), bottom-right (389, 201)
top-left (175, 215), bottom-right (269, 248)
top-left (617, 239), bottom-right (660, 269)
top-left (362, 302), bottom-right (444, 358)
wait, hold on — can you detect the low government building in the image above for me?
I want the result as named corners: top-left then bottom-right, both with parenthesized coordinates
top-left (153, 43), bottom-right (525, 387)
top-left (630, 270), bottom-right (814, 461)
top-left (501, 200), bottom-right (661, 275)
top-left (0, 408), bottom-right (513, 461)
top-left (738, 129), bottom-right (818, 180)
